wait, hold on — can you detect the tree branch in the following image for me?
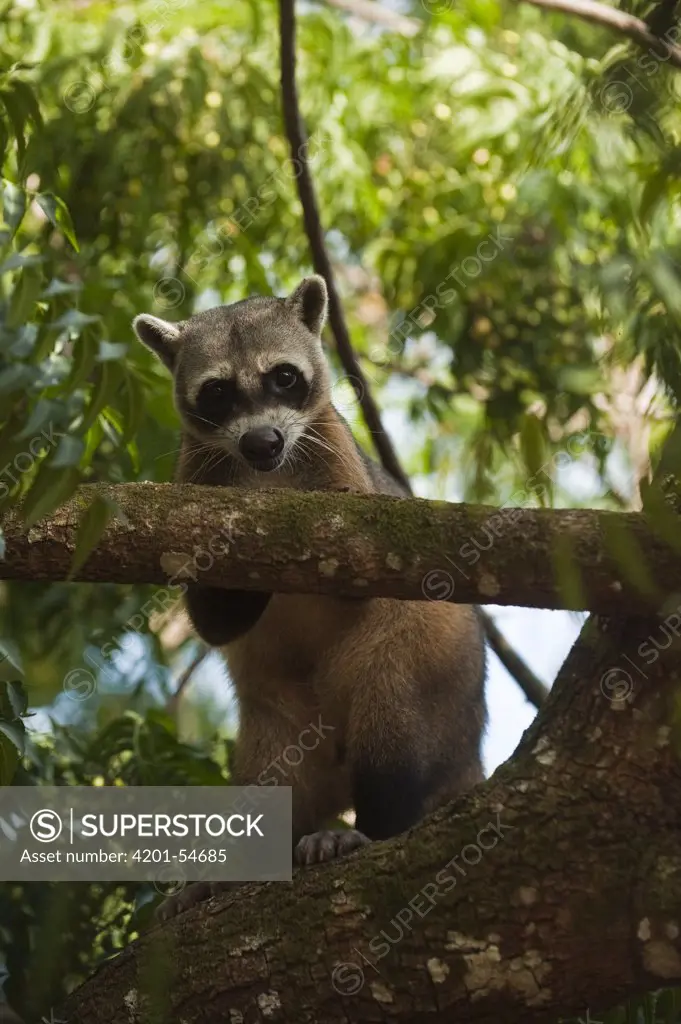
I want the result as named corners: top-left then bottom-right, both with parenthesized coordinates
top-left (2, 483), bottom-right (681, 613)
top-left (166, 645), bottom-right (209, 716)
top-left (280, 0), bottom-right (548, 703)
top-left (321, 0), bottom-right (681, 69)
top-left (516, 0), bottom-right (681, 70)
top-left (479, 610), bottom-right (550, 707)
top-left (62, 610), bottom-right (681, 1023)
top-left (324, 0), bottom-right (420, 35)
top-left (279, 0), bottom-right (411, 492)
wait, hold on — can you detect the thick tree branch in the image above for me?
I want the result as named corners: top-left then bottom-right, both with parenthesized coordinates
top-left (279, 0), bottom-right (411, 492)
top-left (2, 483), bottom-right (681, 613)
top-left (516, 0), bottom-right (681, 69)
top-left (62, 610), bottom-right (681, 1023)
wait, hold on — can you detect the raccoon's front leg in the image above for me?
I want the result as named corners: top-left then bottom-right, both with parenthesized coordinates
top-left (185, 586), bottom-right (271, 646)
top-left (294, 751), bottom-right (426, 865)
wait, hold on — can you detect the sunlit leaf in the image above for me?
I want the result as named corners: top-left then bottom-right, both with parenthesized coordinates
top-left (50, 434), bottom-right (85, 468)
top-left (68, 493), bottom-right (117, 579)
top-left (7, 263), bottom-right (42, 328)
top-left (21, 464), bottom-right (81, 527)
top-left (0, 178), bottom-right (26, 241)
top-left (35, 192), bottom-right (79, 251)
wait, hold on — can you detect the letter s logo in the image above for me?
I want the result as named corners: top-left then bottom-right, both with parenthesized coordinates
top-left (30, 809), bottom-right (63, 843)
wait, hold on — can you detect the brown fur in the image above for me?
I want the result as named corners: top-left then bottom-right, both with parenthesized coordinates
top-left (133, 276), bottom-right (486, 855)
top-left (212, 405), bottom-right (485, 838)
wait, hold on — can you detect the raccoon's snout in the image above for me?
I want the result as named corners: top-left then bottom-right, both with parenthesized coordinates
top-left (239, 426), bottom-right (285, 471)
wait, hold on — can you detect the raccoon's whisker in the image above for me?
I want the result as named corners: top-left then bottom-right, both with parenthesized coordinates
top-left (155, 446), bottom-right (184, 460)
top-left (301, 436), bottom-right (336, 465)
top-left (304, 430), bottom-right (356, 476)
top-left (207, 451), bottom-right (232, 479)
top-left (186, 446), bottom-right (229, 483)
top-left (156, 441), bottom-right (216, 461)
top-left (295, 439), bottom-right (327, 470)
top-left (304, 425), bottom-right (341, 451)
top-left (189, 413), bottom-right (224, 431)
top-left (294, 443), bottom-right (313, 468)
top-left (296, 440), bottom-right (333, 478)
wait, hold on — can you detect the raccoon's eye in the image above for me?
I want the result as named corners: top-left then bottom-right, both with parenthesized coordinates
top-left (195, 378), bottom-right (236, 424)
top-left (272, 364), bottom-right (299, 390)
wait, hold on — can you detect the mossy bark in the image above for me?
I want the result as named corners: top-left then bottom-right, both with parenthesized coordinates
top-left (62, 612), bottom-right (681, 1024)
top-left (1, 483), bottom-right (681, 611)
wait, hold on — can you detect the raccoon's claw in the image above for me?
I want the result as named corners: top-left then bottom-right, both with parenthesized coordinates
top-left (294, 828), bottom-right (370, 866)
top-left (154, 880), bottom-right (243, 923)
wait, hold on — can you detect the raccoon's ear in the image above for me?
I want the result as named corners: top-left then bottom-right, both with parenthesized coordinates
top-left (285, 275), bottom-right (328, 336)
top-left (132, 314), bottom-right (184, 370)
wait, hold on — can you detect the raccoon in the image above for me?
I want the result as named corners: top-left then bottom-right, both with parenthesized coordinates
top-left (133, 276), bottom-right (486, 913)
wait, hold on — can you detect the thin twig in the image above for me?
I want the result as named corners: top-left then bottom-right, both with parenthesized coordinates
top-left (480, 610), bottom-right (549, 708)
top-left (278, 0), bottom-right (550, 709)
top-left (326, 0), bottom-right (681, 69)
top-left (279, 0), bottom-right (411, 492)
top-left (516, 0), bottom-right (681, 69)
top-left (167, 646), bottom-right (210, 715)
top-left (324, 0), bottom-right (420, 35)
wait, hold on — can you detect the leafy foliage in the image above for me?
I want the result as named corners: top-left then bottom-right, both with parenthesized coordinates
top-left (0, 0), bottom-right (680, 1019)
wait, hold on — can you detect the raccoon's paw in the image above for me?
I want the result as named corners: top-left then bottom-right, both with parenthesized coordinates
top-left (294, 829), bottom-right (370, 866)
top-left (154, 880), bottom-right (243, 923)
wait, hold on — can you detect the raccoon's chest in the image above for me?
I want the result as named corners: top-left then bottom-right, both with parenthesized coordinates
top-left (224, 593), bottom-right (361, 695)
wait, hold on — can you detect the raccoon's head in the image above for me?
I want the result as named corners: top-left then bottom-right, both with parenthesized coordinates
top-left (133, 276), bottom-right (330, 472)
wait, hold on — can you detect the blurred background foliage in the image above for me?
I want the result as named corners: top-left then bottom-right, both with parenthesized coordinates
top-left (0, 0), bottom-right (680, 1019)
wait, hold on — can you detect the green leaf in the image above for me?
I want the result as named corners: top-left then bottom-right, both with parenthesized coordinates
top-left (0, 178), bottom-right (26, 241)
top-left (552, 533), bottom-right (587, 609)
top-left (647, 256), bottom-right (681, 322)
top-left (81, 360), bottom-right (122, 432)
top-left (21, 464), bottom-right (81, 527)
top-left (640, 168), bottom-right (670, 225)
top-left (8, 322), bottom-right (38, 357)
top-left (0, 639), bottom-right (23, 676)
top-left (519, 412), bottom-right (551, 507)
top-left (52, 308), bottom-right (100, 331)
top-left (650, 419), bottom-right (681, 482)
top-left (0, 733), bottom-right (18, 785)
top-left (5, 679), bottom-right (28, 717)
top-left (7, 77), bottom-right (42, 128)
top-left (41, 277), bottom-right (82, 298)
top-left (15, 398), bottom-right (61, 440)
top-left (35, 192), bottom-right (79, 251)
top-left (0, 86), bottom-right (27, 161)
top-left (640, 481), bottom-right (681, 556)
top-left (0, 719), bottom-right (26, 756)
top-left (519, 412), bottom-right (546, 478)
top-left (602, 515), bottom-right (659, 603)
top-left (656, 987), bottom-right (681, 1024)
top-left (97, 339), bottom-right (128, 361)
top-left (0, 363), bottom-right (36, 395)
top-left (68, 493), bottom-right (116, 579)
top-left (50, 434), bottom-right (85, 468)
top-left (67, 333), bottom-right (98, 389)
top-left (0, 251), bottom-right (43, 273)
top-left (120, 370), bottom-right (146, 444)
top-left (7, 263), bottom-right (43, 328)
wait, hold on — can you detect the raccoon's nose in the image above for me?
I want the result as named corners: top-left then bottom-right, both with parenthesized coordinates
top-left (239, 426), bottom-right (285, 462)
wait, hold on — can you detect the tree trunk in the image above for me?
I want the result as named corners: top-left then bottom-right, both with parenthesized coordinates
top-left (62, 610), bottom-right (681, 1023)
top-left (1, 482), bottom-right (680, 611)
